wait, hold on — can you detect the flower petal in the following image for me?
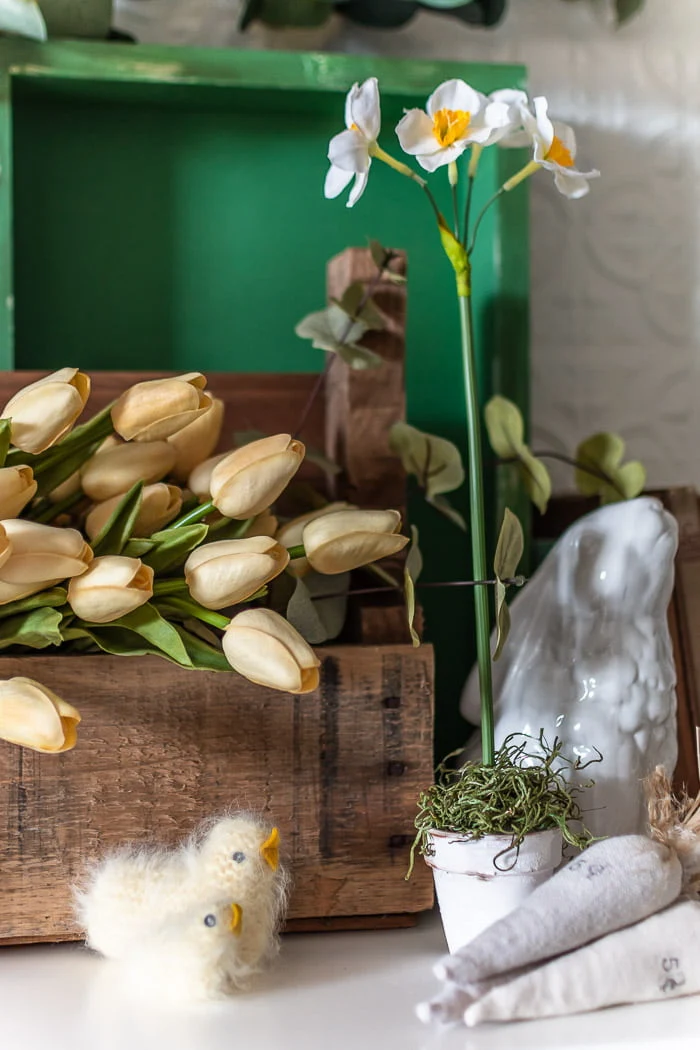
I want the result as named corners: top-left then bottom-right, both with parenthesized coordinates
top-left (324, 164), bottom-right (354, 200)
top-left (327, 128), bottom-right (369, 173)
top-left (427, 79), bottom-right (484, 119)
top-left (416, 142), bottom-right (468, 172)
top-left (347, 170), bottom-right (369, 208)
top-left (553, 170), bottom-right (591, 199)
top-left (344, 81), bottom-right (358, 129)
top-left (532, 96), bottom-right (555, 153)
top-left (349, 77), bottom-right (380, 141)
top-left (490, 88), bottom-right (529, 108)
top-left (396, 108), bottom-right (438, 157)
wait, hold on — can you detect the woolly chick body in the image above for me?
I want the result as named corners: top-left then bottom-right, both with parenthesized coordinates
top-left (77, 813), bottom-right (288, 982)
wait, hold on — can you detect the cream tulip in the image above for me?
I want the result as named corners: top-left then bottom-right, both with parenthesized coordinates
top-left (111, 373), bottom-right (212, 443)
top-left (81, 441), bottom-right (176, 502)
top-left (188, 452), bottom-right (228, 502)
top-left (185, 536), bottom-right (290, 610)
top-left (247, 509), bottom-right (279, 538)
top-left (276, 502), bottom-right (356, 577)
top-left (0, 522), bottom-right (12, 574)
top-left (222, 608), bottom-right (320, 694)
top-left (85, 483), bottom-right (183, 541)
top-left (0, 519), bottom-right (92, 585)
top-left (0, 465), bottom-right (37, 519)
top-left (48, 468), bottom-right (82, 504)
top-left (0, 677), bottom-right (81, 753)
top-left (67, 556), bottom-right (154, 624)
top-left (303, 509), bottom-right (408, 575)
top-left (168, 397), bottom-right (224, 481)
top-left (209, 434), bottom-right (305, 520)
top-left (0, 368), bottom-right (90, 454)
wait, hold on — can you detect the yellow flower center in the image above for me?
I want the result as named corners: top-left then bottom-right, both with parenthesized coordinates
top-left (432, 108), bottom-right (471, 148)
top-left (546, 135), bottom-right (574, 168)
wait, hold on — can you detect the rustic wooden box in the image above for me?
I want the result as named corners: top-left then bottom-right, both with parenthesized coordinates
top-left (0, 249), bottom-right (436, 944)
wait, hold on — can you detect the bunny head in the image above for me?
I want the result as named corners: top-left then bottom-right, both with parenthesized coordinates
top-left (555, 497), bottom-right (678, 620)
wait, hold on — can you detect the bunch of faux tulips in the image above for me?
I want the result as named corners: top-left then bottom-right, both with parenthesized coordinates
top-left (0, 369), bottom-right (408, 754)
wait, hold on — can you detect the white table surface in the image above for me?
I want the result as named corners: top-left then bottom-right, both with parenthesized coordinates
top-left (1, 910), bottom-right (700, 1050)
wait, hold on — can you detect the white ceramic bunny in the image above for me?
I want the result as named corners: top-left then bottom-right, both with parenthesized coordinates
top-left (461, 497), bottom-right (679, 838)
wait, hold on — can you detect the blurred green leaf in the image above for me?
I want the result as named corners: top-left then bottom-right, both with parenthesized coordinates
top-left (404, 525), bottom-right (423, 647)
top-left (369, 240), bottom-right (406, 284)
top-left (0, 419), bottom-right (12, 468)
top-left (295, 305), bottom-right (383, 370)
top-left (427, 494), bottom-right (467, 532)
top-left (287, 570), bottom-right (349, 644)
top-left (92, 482), bottom-right (144, 557)
top-left (389, 421), bottom-right (465, 499)
top-left (493, 579), bottom-right (510, 662)
top-left (493, 507), bottom-right (524, 581)
top-left (333, 281), bottom-right (385, 331)
top-left (615, 0), bottom-right (643, 24)
top-left (142, 523), bottom-right (209, 575)
top-left (484, 396), bottom-right (552, 515)
top-left (0, 607), bottom-right (63, 650)
top-left (0, 587), bottom-right (67, 621)
top-left (575, 433), bottom-right (646, 504)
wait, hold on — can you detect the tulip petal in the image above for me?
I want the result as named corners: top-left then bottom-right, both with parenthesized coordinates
top-left (81, 441), bottom-right (176, 502)
top-left (0, 677), bottom-right (77, 752)
top-left (324, 163), bottom-right (354, 200)
top-left (168, 397), bottom-right (225, 481)
top-left (0, 465), bottom-right (37, 519)
top-left (328, 128), bottom-right (370, 174)
top-left (229, 608), bottom-right (320, 673)
top-left (3, 383), bottom-right (86, 454)
top-left (396, 109), bottom-right (438, 157)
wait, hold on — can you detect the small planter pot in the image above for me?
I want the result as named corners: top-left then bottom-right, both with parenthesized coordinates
top-left (425, 828), bottom-right (563, 953)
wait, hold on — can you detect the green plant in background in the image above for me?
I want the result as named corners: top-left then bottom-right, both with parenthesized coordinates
top-left (240, 0), bottom-right (644, 31)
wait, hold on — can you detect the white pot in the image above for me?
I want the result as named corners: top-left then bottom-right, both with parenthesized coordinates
top-left (426, 828), bottom-right (562, 953)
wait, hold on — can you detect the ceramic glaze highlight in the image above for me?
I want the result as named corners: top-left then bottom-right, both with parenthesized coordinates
top-left (461, 497), bottom-right (679, 839)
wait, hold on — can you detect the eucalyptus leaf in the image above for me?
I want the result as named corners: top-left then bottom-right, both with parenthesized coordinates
top-left (287, 577), bottom-right (330, 645)
top-left (305, 448), bottom-right (341, 480)
top-left (389, 421), bottom-right (465, 499)
top-left (493, 507), bottom-right (524, 581)
top-left (404, 525), bottom-right (423, 648)
top-left (286, 571), bottom-right (349, 644)
top-left (0, 419), bottom-right (11, 467)
top-left (369, 240), bottom-right (406, 285)
top-left (493, 579), bottom-right (510, 662)
top-left (0, 0), bottom-right (47, 40)
top-left (333, 281), bottom-right (385, 330)
top-left (295, 305), bottom-right (381, 370)
top-left (103, 603), bottom-right (193, 667)
top-left (91, 482), bottom-right (144, 557)
top-left (0, 607), bottom-right (64, 651)
top-left (427, 494), bottom-right (467, 532)
top-left (142, 523), bottom-right (209, 574)
top-left (336, 343), bottom-right (384, 370)
top-left (484, 396), bottom-right (552, 514)
top-left (575, 433), bottom-right (646, 505)
top-left (0, 587), bottom-right (67, 621)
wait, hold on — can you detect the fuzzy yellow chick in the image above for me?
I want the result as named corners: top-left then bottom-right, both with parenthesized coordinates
top-left (121, 899), bottom-right (246, 1002)
top-left (77, 814), bottom-right (287, 985)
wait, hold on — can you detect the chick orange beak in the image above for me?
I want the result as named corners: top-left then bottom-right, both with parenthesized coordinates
top-left (261, 827), bottom-right (280, 872)
top-left (229, 902), bottom-right (243, 936)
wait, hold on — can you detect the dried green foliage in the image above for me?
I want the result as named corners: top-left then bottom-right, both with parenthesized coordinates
top-left (484, 396), bottom-right (552, 515)
top-left (575, 432), bottom-right (646, 504)
top-left (295, 301), bottom-right (384, 370)
top-left (404, 525), bottom-right (423, 647)
top-left (407, 733), bottom-right (598, 878)
top-left (492, 508), bottom-right (524, 660)
top-left (389, 421), bottom-right (467, 530)
top-left (286, 571), bottom-right (350, 644)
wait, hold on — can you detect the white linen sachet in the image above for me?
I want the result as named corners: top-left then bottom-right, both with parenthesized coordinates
top-left (464, 900), bottom-right (700, 1025)
top-left (437, 835), bottom-right (682, 986)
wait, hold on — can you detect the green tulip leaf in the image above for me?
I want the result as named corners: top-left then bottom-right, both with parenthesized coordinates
top-left (172, 624), bottom-right (231, 672)
top-left (142, 523), bottom-right (209, 574)
top-left (0, 419), bottom-right (12, 468)
top-left (102, 603), bottom-right (193, 667)
top-left (404, 525), bottom-right (423, 648)
top-left (122, 539), bottom-right (156, 559)
top-left (427, 494), bottom-right (467, 532)
top-left (0, 607), bottom-right (64, 651)
top-left (493, 507), bottom-right (524, 582)
top-left (484, 396), bottom-right (552, 514)
top-left (0, 587), bottom-right (68, 621)
top-left (389, 421), bottom-right (465, 499)
top-left (0, 0), bottom-right (47, 40)
top-left (575, 432), bottom-right (646, 505)
top-left (91, 481), bottom-right (144, 557)
top-left (493, 578), bottom-right (510, 662)
top-left (332, 281), bottom-right (385, 331)
top-left (287, 570), bottom-right (349, 644)
top-left (67, 624), bottom-right (175, 663)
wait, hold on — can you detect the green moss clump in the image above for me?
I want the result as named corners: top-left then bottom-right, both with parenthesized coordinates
top-left (407, 733), bottom-right (598, 878)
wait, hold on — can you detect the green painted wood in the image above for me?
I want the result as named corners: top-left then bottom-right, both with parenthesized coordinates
top-left (0, 40), bottom-right (529, 758)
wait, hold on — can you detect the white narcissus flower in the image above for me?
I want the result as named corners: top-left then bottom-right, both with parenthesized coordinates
top-left (515, 96), bottom-right (599, 199)
top-left (324, 77), bottom-right (381, 208)
top-left (396, 79), bottom-right (510, 173)
top-left (485, 89), bottom-right (530, 145)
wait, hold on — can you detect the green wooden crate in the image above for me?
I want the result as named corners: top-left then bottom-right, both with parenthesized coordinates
top-left (0, 41), bottom-right (529, 756)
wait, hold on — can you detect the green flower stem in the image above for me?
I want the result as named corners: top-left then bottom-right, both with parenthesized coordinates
top-left (155, 596), bottom-right (230, 631)
top-left (208, 515), bottom-right (254, 538)
top-left (168, 499), bottom-right (215, 529)
top-left (448, 161), bottom-right (460, 238)
top-left (153, 579), bottom-right (190, 597)
top-left (468, 187), bottom-right (505, 255)
top-left (31, 490), bottom-right (84, 524)
top-left (458, 290), bottom-right (495, 767)
top-left (286, 544), bottom-right (305, 560)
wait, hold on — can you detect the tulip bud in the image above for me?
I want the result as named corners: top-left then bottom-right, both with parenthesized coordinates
top-left (185, 536), bottom-right (290, 610)
top-left (276, 502), bottom-right (356, 577)
top-left (0, 523), bottom-right (12, 574)
top-left (85, 483), bottom-right (183, 541)
top-left (188, 452), bottom-right (228, 502)
top-left (0, 519), bottom-right (93, 586)
top-left (168, 397), bottom-right (224, 481)
top-left (111, 373), bottom-right (212, 442)
top-left (0, 677), bottom-right (81, 753)
top-left (67, 556), bottom-right (154, 624)
top-left (222, 608), bottom-right (320, 694)
top-left (0, 465), bottom-right (37, 519)
top-left (48, 468), bottom-right (82, 504)
top-left (209, 434), bottom-right (305, 520)
top-left (303, 509), bottom-right (408, 575)
top-left (81, 441), bottom-right (176, 502)
top-left (247, 509), bottom-right (279, 539)
top-left (0, 367), bottom-right (90, 454)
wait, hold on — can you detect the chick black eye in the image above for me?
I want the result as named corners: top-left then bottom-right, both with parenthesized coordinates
top-left (204, 914), bottom-right (217, 927)
top-left (232, 851), bottom-right (246, 864)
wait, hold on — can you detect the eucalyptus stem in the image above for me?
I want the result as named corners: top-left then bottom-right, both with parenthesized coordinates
top-left (459, 290), bottom-right (495, 767)
top-left (168, 499), bottom-right (215, 529)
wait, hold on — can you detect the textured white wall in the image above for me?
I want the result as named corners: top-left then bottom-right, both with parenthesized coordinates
top-left (114, 0), bottom-right (699, 490)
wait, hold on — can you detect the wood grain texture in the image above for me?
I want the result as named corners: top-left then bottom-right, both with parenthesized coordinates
top-left (0, 646), bottom-right (434, 944)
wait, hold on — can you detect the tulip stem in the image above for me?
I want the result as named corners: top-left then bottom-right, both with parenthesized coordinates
top-left (168, 500), bottom-right (215, 529)
top-left (286, 544), bottom-right (306, 560)
top-left (153, 579), bottom-right (190, 596)
top-left (30, 490), bottom-right (84, 524)
top-left (154, 596), bottom-right (230, 631)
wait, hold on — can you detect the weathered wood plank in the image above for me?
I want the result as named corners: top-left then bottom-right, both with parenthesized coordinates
top-left (0, 645), bottom-right (434, 944)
